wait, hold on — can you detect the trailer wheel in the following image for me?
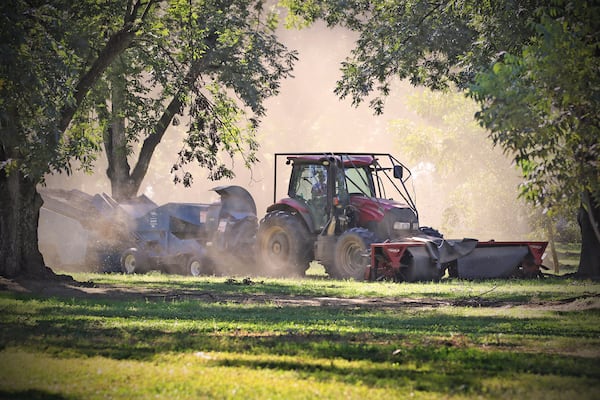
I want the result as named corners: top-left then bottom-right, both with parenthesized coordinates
top-left (121, 248), bottom-right (142, 274)
top-left (188, 256), bottom-right (208, 277)
top-left (257, 211), bottom-right (313, 277)
top-left (330, 228), bottom-right (378, 280)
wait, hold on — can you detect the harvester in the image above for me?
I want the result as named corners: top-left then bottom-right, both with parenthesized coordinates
top-left (120, 185), bottom-right (257, 276)
top-left (39, 186), bottom-right (257, 276)
top-left (255, 152), bottom-right (547, 281)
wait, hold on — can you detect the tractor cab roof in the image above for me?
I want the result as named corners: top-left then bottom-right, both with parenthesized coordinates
top-left (285, 153), bottom-right (375, 168)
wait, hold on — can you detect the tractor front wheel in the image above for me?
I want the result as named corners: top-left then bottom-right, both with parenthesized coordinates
top-left (257, 211), bottom-right (313, 277)
top-left (330, 228), bottom-right (377, 280)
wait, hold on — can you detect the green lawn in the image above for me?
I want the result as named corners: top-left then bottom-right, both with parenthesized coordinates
top-left (0, 272), bottom-right (599, 399)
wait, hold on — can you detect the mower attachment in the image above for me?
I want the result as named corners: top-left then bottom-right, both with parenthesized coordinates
top-left (367, 238), bottom-right (548, 282)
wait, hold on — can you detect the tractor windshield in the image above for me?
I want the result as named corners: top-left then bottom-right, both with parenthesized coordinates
top-left (342, 166), bottom-right (374, 197)
top-left (336, 153), bottom-right (418, 216)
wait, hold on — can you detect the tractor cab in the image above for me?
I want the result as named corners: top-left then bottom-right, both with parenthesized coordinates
top-left (287, 161), bottom-right (331, 231)
top-left (283, 153), bottom-right (419, 237)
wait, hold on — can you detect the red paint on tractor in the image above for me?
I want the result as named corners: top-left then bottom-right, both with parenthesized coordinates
top-left (367, 241), bottom-right (427, 281)
top-left (286, 154), bottom-right (375, 167)
top-left (269, 197), bottom-right (310, 214)
top-left (349, 195), bottom-right (407, 225)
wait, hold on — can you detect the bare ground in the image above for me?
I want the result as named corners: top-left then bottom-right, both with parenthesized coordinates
top-left (1, 274), bottom-right (599, 312)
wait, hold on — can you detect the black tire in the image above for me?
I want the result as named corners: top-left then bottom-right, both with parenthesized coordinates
top-left (120, 248), bottom-right (143, 274)
top-left (329, 228), bottom-right (378, 280)
top-left (257, 211), bottom-right (313, 277)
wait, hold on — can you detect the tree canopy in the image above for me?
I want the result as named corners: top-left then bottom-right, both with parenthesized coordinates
top-left (282, 0), bottom-right (540, 112)
top-left (0, 0), bottom-right (296, 277)
top-left (470, 2), bottom-right (599, 228)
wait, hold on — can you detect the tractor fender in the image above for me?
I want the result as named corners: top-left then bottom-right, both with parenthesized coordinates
top-left (266, 198), bottom-right (314, 232)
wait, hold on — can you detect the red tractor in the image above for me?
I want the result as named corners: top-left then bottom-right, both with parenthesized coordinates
top-left (258, 152), bottom-right (428, 279)
top-left (256, 152), bottom-right (547, 281)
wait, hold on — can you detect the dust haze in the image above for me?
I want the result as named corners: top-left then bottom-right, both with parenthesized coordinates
top-left (40, 22), bottom-right (537, 272)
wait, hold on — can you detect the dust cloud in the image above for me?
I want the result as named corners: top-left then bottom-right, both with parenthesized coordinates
top-left (40, 21), bottom-right (536, 272)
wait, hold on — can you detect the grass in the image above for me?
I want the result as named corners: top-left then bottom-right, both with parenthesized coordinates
top-left (0, 272), bottom-right (599, 399)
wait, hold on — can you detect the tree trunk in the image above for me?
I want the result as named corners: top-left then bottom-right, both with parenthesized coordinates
top-left (545, 216), bottom-right (560, 273)
top-left (106, 84), bottom-right (188, 202)
top-left (106, 123), bottom-right (138, 202)
top-left (105, 68), bottom-right (137, 202)
top-left (577, 193), bottom-right (600, 278)
top-left (103, 38), bottom-right (216, 202)
top-left (0, 169), bottom-right (52, 279)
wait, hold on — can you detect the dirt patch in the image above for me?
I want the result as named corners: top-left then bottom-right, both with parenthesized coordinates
top-left (0, 275), bottom-right (445, 308)
top-left (522, 296), bottom-right (600, 312)
top-left (1, 275), bottom-right (599, 311)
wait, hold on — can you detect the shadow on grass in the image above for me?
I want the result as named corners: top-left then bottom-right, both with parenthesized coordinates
top-left (7, 272), bottom-right (593, 307)
top-left (1, 290), bottom-right (600, 396)
top-left (0, 293), bottom-right (598, 363)
top-left (0, 389), bottom-right (72, 400)
top-left (215, 354), bottom-right (484, 393)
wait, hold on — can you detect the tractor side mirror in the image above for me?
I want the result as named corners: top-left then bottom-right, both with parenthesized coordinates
top-left (393, 165), bottom-right (403, 180)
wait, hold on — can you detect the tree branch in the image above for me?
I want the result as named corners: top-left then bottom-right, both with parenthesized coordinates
top-left (129, 35), bottom-right (217, 186)
top-left (59, 0), bottom-right (158, 133)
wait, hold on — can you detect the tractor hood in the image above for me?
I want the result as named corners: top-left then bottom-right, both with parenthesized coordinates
top-left (350, 195), bottom-right (416, 225)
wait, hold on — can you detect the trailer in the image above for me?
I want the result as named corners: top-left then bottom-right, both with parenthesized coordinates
top-left (39, 186), bottom-right (258, 276)
top-left (120, 185), bottom-right (258, 276)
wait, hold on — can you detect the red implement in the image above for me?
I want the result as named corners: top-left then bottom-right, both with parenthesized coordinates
top-left (367, 239), bottom-right (548, 282)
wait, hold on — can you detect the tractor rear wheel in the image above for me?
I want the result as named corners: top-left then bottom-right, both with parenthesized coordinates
top-left (330, 228), bottom-right (377, 280)
top-left (257, 211), bottom-right (313, 277)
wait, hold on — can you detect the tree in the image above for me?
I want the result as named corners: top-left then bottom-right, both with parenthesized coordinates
top-left (283, 0), bottom-right (599, 276)
top-left (0, 0), bottom-right (295, 279)
top-left (470, 1), bottom-right (600, 276)
top-left (1, 0), bottom-right (146, 278)
top-left (89, 1), bottom-right (296, 201)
